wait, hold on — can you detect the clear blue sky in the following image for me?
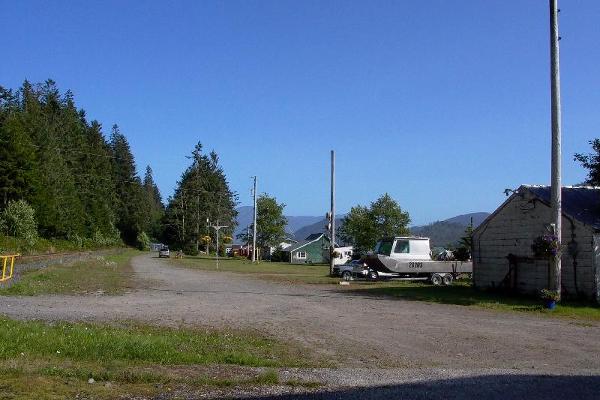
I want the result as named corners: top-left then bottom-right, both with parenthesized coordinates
top-left (2, 1), bottom-right (599, 225)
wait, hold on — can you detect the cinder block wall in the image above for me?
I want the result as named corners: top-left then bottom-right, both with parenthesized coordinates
top-left (473, 189), bottom-right (597, 300)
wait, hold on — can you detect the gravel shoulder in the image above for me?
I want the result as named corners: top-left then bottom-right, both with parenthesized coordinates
top-left (2, 253), bottom-right (600, 396)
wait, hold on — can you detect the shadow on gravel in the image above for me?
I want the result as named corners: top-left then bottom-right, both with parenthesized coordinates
top-left (232, 374), bottom-right (600, 400)
top-left (340, 283), bottom-right (546, 309)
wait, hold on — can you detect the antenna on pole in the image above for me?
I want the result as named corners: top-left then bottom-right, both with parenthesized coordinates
top-left (207, 218), bottom-right (228, 270)
top-left (549, 0), bottom-right (562, 300)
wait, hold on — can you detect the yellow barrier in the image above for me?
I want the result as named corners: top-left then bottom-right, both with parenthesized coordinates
top-left (0, 254), bottom-right (19, 282)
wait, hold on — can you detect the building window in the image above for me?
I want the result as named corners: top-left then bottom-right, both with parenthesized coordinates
top-left (296, 251), bottom-right (306, 259)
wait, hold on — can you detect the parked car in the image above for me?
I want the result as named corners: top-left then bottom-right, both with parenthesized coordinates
top-left (333, 259), bottom-right (364, 280)
top-left (158, 246), bottom-right (170, 258)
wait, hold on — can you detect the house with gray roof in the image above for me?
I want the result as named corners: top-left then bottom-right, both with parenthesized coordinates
top-left (473, 185), bottom-right (600, 302)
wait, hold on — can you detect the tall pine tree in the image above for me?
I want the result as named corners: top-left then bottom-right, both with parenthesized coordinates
top-left (110, 125), bottom-right (145, 245)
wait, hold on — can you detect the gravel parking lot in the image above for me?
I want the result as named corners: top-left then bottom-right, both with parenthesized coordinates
top-left (2, 253), bottom-right (599, 398)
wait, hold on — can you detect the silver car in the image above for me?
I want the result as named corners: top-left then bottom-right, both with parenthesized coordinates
top-left (334, 259), bottom-right (364, 281)
top-left (158, 246), bottom-right (170, 258)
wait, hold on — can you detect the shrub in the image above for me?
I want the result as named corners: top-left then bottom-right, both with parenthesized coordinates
top-left (0, 200), bottom-right (38, 245)
top-left (182, 242), bottom-right (198, 256)
top-left (136, 231), bottom-right (150, 251)
top-left (92, 227), bottom-right (122, 247)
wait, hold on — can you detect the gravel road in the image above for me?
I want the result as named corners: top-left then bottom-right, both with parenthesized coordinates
top-left (2, 253), bottom-right (599, 398)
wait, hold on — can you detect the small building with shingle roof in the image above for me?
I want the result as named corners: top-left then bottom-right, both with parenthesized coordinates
top-left (473, 185), bottom-right (600, 302)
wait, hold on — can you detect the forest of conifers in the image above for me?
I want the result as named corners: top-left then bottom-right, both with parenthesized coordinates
top-left (0, 80), bottom-right (237, 253)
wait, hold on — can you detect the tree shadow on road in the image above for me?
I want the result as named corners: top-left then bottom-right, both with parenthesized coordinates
top-left (219, 374), bottom-right (600, 400)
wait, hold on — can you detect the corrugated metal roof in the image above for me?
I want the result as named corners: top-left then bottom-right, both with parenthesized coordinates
top-left (524, 185), bottom-right (600, 230)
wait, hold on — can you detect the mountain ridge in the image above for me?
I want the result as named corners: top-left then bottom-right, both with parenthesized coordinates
top-left (234, 206), bottom-right (489, 246)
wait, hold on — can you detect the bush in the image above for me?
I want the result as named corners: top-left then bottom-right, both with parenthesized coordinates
top-left (136, 231), bottom-right (150, 251)
top-left (270, 248), bottom-right (289, 262)
top-left (182, 242), bottom-right (198, 256)
top-left (0, 200), bottom-right (38, 245)
top-left (67, 233), bottom-right (84, 249)
top-left (92, 227), bottom-right (122, 247)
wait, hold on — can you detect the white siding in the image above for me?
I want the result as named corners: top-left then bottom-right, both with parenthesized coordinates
top-left (473, 189), bottom-right (598, 301)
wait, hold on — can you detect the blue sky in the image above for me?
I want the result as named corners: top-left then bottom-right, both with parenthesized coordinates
top-left (2, 1), bottom-right (599, 225)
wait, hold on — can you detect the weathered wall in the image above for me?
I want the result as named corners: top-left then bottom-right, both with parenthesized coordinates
top-left (473, 189), bottom-right (597, 301)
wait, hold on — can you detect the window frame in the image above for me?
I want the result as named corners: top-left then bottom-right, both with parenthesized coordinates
top-left (393, 240), bottom-right (410, 254)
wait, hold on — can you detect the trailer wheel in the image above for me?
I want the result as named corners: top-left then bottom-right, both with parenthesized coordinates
top-left (342, 271), bottom-right (353, 281)
top-left (431, 273), bottom-right (443, 286)
top-left (442, 274), bottom-right (453, 286)
top-left (368, 270), bottom-right (379, 281)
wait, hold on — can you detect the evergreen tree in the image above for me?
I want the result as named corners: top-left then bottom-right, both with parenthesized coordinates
top-left (163, 142), bottom-right (237, 254)
top-left (27, 80), bottom-right (85, 237)
top-left (143, 165), bottom-right (164, 239)
top-left (110, 124), bottom-right (145, 245)
top-left (0, 80), bottom-right (151, 247)
top-left (0, 86), bottom-right (37, 207)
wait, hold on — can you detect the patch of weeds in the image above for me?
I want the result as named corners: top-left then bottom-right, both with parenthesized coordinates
top-left (251, 369), bottom-right (280, 385)
top-left (285, 379), bottom-right (322, 388)
top-left (0, 249), bottom-right (139, 296)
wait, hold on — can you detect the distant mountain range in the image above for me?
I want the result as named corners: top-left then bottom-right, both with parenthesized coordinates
top-left (292, 216), bottom-right (345, 242)
top-left (234, 206), bottom-right (489, 247)
top-left (410, 212), bottom-right (490, 247)
top-left (234, 206), bottom-right (323, 240)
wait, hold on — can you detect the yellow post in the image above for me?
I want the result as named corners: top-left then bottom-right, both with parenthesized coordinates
top-left (0, 255), bottom-right (18, 282)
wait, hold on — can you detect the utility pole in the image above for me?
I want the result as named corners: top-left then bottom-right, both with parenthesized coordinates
top-left (252, 176), bottom-right (258, 262)
top-left (329, 150), bottom-right (336, 276)
top-left (549, 0), bottom-right (562, 300)
top-left (208, 219), bottom-right (228, 269)
top-left (246, 225), bottom-right (250, 258)
top-left (195, 192), bottom-right (200, 254)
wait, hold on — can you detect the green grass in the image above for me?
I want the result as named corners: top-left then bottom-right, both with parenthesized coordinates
top-left (174, 255), bottom-right (340, 284)
top-left (0, 318), bottom-right (304, 367)
top-left (172, 256), bottom-right (600, 321)
top-left (346, 280), bottom-right (600, 321)
top-left (0, 318), bottom-right (317, 398)
top-left (0, 250), bottom-right (138, 296)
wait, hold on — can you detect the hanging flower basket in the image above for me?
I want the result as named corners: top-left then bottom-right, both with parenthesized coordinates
top-left (531, 234), bottom-right (560, 258)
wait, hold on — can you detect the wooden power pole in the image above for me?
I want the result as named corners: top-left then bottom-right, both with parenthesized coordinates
top-left (549, 0), bottom-right (562, 300)
top-left (252, 176), bottom-right (258, 262)
top-left (329, 150), bottom-right (336, 276)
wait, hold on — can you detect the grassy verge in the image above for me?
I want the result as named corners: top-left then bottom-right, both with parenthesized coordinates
top-left (0, 250), bottom-right (139, 296)
top-left (173, 255), bottom-right (339, 284)
top-left (345, 280), bottom-right (600, 321)
top-left (171, 256), bottom-right (600, 320)
top-left (0, 318), bottom-right (320, 398)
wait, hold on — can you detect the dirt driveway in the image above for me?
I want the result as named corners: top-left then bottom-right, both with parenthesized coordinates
top-left (2, 253), bottom-right (600, 374)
